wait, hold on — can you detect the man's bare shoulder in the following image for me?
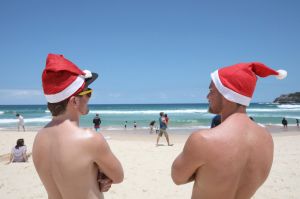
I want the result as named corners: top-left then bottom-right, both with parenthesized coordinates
top-left (188, 128), bottom-right (218, 142)
top-left (34, 127), bottom-right (49, 143)
top-left (75, 128), bottom-right (105, 144)
top-left (184, 130), bottom-right (213, 158)
top-left (188, 129), bottom-right (211, 141)
top-left (222, 113), bottom-right (252, 127)
top-left (81, 129), bottom-right (111, 154)
top-left (223, 113), bottom-right (270, 133)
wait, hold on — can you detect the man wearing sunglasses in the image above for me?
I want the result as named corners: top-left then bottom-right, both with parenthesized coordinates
top-left (33, 54), bottom-right (123, 199)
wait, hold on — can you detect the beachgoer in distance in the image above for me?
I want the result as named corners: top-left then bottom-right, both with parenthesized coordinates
top-left (93, 113), bottom-right (102, 132)
top-left (156, 112), bottom-right (173, 146)
top-left (16, 113), bottom-right (25, 132)
top-left (32, 54), bottom-right (123, 199)
top-left (149, 120), bottom-right (156, 134)
top-left (172, 62), bottom-right (287, 199)
top-left (124, 121), bottom-right (127, 129)
top-left (8, 138), bottom-right (29, 163)
top-left (133, 121), bottom-right (137, 129)
top-left (296, 119), bottom-right (299, 128)
top-left (282, 117), bottom-right (288, 128)
top-left (210, 114), bottom-right (221, 128)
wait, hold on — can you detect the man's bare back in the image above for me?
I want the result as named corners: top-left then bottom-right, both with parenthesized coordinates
top-left (33, 120), bottom-right (123, 199)
top-left (172, 114), bottom-right (273, 199)
top-left (195, 114), bottom-right (273, 198)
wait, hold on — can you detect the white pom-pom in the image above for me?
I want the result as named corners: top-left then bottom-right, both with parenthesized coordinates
top-left (276, 69), bottom-right (287, 80)
top-left (83, 70), bottom-right (92, 78)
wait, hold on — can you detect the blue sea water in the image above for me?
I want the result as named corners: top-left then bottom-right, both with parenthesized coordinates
top-left (0, 103), bottom-right (300, 131)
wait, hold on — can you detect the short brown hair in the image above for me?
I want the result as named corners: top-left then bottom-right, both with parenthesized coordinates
top-left (47, 98), bottom-right (69, 116)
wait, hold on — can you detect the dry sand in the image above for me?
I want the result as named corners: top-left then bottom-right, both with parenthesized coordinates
top-left (0, 127), bottom-right (299, 199)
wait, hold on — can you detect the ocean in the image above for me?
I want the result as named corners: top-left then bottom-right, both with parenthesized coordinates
top-left (0, 103), bottom-right (300, 131)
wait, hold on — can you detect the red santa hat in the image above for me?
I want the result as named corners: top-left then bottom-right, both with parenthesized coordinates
top-left (211, 62), bottom-right (287, 106)
top-left (42, 54), bottom-right (98, 103)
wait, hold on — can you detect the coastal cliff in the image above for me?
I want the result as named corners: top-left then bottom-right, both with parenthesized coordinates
top-left (273, 92), bottom-right (300, 104)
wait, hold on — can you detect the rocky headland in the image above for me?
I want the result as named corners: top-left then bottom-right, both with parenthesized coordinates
top-left (273, 92), bottom-right (300, 104)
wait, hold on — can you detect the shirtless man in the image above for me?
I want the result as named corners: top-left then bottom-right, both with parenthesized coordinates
top-left (33, 54), bottom-right (123, 199)
top-left (172, 62), bottom-right (287, 199)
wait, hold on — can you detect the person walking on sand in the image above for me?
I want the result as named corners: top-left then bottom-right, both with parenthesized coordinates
top-left (156, 112), bottom-right (173, 146)
top-left (172, 62), bottom-right (287, 199)
top-left (16, 113), bottom-right (25, 132)
top-left (296, 119), bottom-right (299, 128)
top-left (282, 117), bottom-right (288, 128)
top-left (93, 113), bottom-right (102, 132)
top-left (32, 54), bottom-right (123, 199)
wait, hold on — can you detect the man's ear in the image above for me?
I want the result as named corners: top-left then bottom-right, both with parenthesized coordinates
top-left (69, 96), bottom-right (78, 107)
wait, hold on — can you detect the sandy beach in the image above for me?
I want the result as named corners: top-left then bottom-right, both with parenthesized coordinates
top-left (0, 127), bottom-right (300, 199)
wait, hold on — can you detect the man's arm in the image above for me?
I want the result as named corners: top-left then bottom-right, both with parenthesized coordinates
top-left (92, 134), bottom-right (124, 184)
top-left (172, 132), bottom-right (207, 185)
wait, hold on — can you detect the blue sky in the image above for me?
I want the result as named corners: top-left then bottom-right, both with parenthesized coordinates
top-left (0, 0), bottom-right (299, 104)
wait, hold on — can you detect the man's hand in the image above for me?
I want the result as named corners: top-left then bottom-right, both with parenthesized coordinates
top-left (97, 171), bottom-right (113, 192)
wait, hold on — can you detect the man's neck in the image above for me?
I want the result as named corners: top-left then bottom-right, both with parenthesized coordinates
top-left (221, 104), bottom-right (246, 122)
top-left (52, 112), bottom-right (80, 126)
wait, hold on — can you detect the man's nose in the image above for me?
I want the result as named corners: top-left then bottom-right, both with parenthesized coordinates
top-left (206, 93), bottom-right (210, 99)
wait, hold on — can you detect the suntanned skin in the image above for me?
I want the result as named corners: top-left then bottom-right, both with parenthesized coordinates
top-left (32, 94), bottom-right (123, 199)
top-left (172, 81), bottom-right (274, 199)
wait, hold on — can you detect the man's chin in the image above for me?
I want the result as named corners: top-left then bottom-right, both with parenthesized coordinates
top-left (208, 107), bottom-right (218, 114)
top-left (82, 109), bottom-right (89, 115)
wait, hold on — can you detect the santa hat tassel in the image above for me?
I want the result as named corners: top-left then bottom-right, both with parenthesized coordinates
top-left (276, 70), bottom-right (288, 80)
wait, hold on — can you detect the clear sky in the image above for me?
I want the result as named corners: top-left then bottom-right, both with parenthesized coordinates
top-left (0, 0), bottom-right (299, 105)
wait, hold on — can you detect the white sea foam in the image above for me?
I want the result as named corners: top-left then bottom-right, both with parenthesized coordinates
top-left (248, 109), bottom-right (281, 112)
top-left (265, 123), bottom-right (283, 126)
top-left (0, 111), bottom-right (4, 115)
top-left (248, 108), bottom-right (300, 112)
top-left (0, 119), bottom-right (18, 124)
top-left (249, 113), bottom-right (300, 118)
top-left (277, 104), bottom-right (300, 109)
top-left (259, 102), bottom-right (278, 105)
top-left (104, 127), bottom-right (124, 131)
top-left (25, 117), bottom-right (51, 123)
top-left (89, 109), bottom-right (207, 115)
top-left (0, 117), bottom-right (51, 124)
